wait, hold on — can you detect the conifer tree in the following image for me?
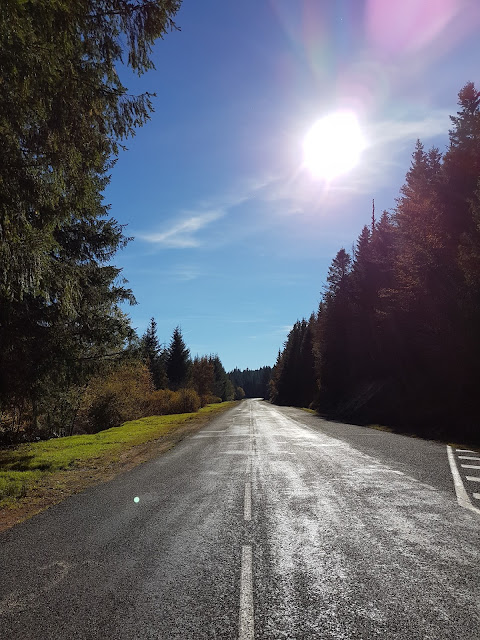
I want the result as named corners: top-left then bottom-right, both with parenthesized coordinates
top-left (318, 249), bottom-right (353, 411)
top-left (141, 318), bottom-right (168, 390)
top-left (166, 327), bottom-right (191, 390)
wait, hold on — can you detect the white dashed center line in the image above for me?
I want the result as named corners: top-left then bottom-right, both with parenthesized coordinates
top-left (239, 545), bottom-right (254, 640)
top-left (244, 483), bottom-right (252, 521)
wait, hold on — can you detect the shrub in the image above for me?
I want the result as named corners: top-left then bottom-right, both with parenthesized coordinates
top-left (78, 360), bottom-right (154, 433)
top-left (147, 389), bottom-right (176, 415)
top-left (147, 388), bottom-right (201, 416)
top-left (203, 394), bottom-right (222, 405)
top-left (174, 388), bottom-right (201, 414)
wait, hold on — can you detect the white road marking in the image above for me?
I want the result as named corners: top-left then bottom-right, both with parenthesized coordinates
top-left (267, 451), bottom-right (295, 455)
top-left (297, 443), bottom-right (345, 447)
top-left (474, 493), bottom-right (480, 500)
top-left (239, 545), bottom-right (254, 640)
top-left (456, 449), bottom-right (475, 453)
top-left (194, 434), bottom-right (250, 438)
top-left (446, 446), bottom-right (480, 516)
top-left (465, 476), bottom-right (480, 483)
top-left (244, 483), bottom-right (252, 521)
top-left (458, 456), bottom-right (480, 460)
top-left (461, 464), bottom-right (480, 470)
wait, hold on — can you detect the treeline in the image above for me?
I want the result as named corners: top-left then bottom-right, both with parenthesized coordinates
top-left (271, 83), bottom-right (480, 443)
top-left (228, 367), bottom-right (272, 399)
top-left (140, 319), bottom-right (236, 405)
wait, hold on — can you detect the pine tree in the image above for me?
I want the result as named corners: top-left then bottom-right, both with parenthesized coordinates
top-left (325, 248), bottom-right (352, 299)
top-left (141, 318), bottom-right (168, 390)
top-left (166, 327), bottom-right (191, 390)
top-left (442, 82), bottom-right (480, 242)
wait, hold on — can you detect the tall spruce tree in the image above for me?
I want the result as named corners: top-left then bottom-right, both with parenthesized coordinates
top-left (166, 327), bottom-right (190, 391)
top-left (141, 318), bottom-right (168, 390)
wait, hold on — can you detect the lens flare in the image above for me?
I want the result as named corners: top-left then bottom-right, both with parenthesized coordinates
top-left (303, 111), bottom-right (366, 181)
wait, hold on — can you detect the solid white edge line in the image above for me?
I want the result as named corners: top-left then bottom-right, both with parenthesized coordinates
top-left (239, 545), bottom-right (254, 640)
top-left (447, 445), bottom-right (480, 516)
top-left (244, 482), bottom-right (252, 521)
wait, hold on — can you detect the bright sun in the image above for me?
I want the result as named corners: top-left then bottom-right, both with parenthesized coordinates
top-left (303, 111), bottom-right (366, 181)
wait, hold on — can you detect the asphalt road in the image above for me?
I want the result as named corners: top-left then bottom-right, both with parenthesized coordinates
top-left (1, 399), bottom-right (479, 639)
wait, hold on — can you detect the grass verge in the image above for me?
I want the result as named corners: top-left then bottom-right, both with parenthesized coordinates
top-left (0, 402), bottom-right (236, 532)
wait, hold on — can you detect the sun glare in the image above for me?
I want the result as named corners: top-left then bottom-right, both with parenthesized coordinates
top-left (303, 111), bottom-right (366, 181)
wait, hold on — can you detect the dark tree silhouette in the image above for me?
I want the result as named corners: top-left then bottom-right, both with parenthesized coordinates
top-left (166, 327), bottom-right (191, 391)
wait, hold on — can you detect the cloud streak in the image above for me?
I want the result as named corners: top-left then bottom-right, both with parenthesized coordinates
top-left (369, 109), bottom-right (451, 148)
top-left (136, 176), bottom-right (277, 249)
top-left (138, 210), bottom-right (224, 248)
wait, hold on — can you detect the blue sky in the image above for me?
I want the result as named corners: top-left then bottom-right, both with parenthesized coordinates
top-left (106, 0), bottom-right (480, 371)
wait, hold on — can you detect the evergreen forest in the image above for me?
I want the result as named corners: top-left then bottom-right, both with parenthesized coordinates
top-left (228, 367), bottom-right (272, 400)
top-left (271, 82), bottom-right (480, 444)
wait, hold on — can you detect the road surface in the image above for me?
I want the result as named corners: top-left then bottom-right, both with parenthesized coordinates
top-left (1, 399), bottom-right (479, 639)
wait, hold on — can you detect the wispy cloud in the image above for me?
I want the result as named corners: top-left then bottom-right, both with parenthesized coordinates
top-left (369, 109), bottom-right (451, 148)
top-left (136, 177), bottom-right (277, 249)
top-left (170, 265), bottom-right (203, 281)
top-left (138, 210), bottom-right (224, 248)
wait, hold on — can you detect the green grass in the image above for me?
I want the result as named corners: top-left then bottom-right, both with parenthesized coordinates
top-left (0, 403), bottom-right (233, 506)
